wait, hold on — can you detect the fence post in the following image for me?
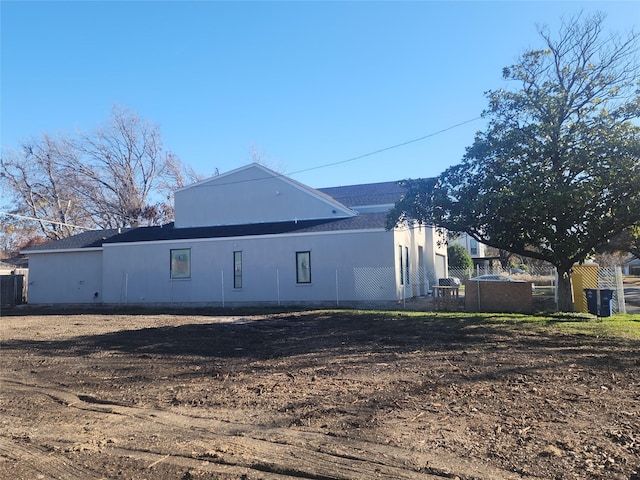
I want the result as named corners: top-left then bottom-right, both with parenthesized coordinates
top-left (403, 283), bottom-right (406, 309)
top-left (335, 269), bottom-right (339, 307)
top-left (123, 272), bottom-right (129, 305)
top-left (221, 270), bottom-right (225, 308)
top-left (615, 266), bottom-right (626, 314)
top-left (276, 269), bottom-right (281, 306)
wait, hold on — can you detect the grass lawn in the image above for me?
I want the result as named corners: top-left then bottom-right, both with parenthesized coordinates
top-left (371, 309), bottom-right (640, 340)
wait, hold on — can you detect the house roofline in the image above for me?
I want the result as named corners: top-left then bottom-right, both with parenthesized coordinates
top-left (102, 227), bottom-right (389, 248)
top-left (21, 247), bottom-right (104, 255)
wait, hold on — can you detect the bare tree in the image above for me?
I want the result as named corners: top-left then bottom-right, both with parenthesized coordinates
top-left (72, 106), bottom-right (173, 228)
top-left (0, 213), bottom-right (43, 258)
top-left (155, 151), bottom-right (207, 222)
top-left (1, 135), bottom-right (88, 240)
top-left (1, 106), bottom-right (208, 240)
top-left (248, 143), bottom-right (287, 173)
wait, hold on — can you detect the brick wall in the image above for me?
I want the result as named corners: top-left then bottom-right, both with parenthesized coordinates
top-left (464, 280), bottom-right (533, 314)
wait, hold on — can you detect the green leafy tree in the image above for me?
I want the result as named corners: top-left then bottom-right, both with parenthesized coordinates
top-left (388, 13), bottom-right (640, 311)
top-left (447, 243), bottom-right (474, 270)
top-left (601, 225), bottom-right (640, 259)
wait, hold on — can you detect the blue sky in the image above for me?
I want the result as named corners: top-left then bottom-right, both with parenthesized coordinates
top-left (1, 1), bottom-right (638, 189)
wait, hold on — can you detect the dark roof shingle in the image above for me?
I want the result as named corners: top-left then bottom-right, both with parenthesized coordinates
top-left (23, 176), bottom-right (426, 253)
top-left (23, 229), bottom-right (126, 252)
top-left (318, 181), bottom-right (406, 207)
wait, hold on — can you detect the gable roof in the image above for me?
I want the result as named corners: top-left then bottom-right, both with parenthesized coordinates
top-left (22, 229), bottom-right (127, 253)
top-left (22, 213), bottom-right (390, 253)
top-left (0, 256), bottom-right (29, 269)
top-left (173, 163), bottom-right (356, 227)
top-left (22, 172), bottom-right (436, 253)
top-left (177, 164), bottom-right (346, 207)
top-left (318, 181), bottom-right (407, 208)
top-left (625, 255), bottom-right (640, 266)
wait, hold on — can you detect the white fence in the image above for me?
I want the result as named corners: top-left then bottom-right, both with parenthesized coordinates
top-left (111, 263), bottom-right (626, 313)
top-left (447, 265), bottom-right (557, 282)
top-left (448, 265), bottom-right (628, 314)
top-left (597, 267), bottom-right (626, 315)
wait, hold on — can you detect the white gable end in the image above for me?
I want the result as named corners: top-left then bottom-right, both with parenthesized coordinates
top-left (174, 163), bottom-right (356, 228)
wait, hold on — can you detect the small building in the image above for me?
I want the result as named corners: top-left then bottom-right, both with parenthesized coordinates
top-left (22, 164), bottom-right (447, 307)
top-left (623, 255), bottom-right (640, 276)
top-left (0, 257), bottom-right (29, 306)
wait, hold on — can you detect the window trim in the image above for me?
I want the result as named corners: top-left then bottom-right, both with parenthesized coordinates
top-left (470, 239), bottom-right (478, 256)
top-left (405, 246), bottom-right (410, 285)
top-left (296, 251), bottom-right (311, 284)
top-left (233, 250), bottom-right (242, 289)
top-left (170, 248), bottom-right (191, 279)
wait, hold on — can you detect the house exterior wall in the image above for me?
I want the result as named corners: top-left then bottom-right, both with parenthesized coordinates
top-left (426, 225), bottom-right (448, 283)
top-left (101, 229), bottom-right (405, 306)
top-left (451, 233), bottom-right (486, 259)
top-left (26, 250), bottom-right (103, 304)
top-left (393, 223), bottom-right (448, 294)
top-left (624, 257), bottom-right (640, 275)
top-left (174, 164), bottom-right (353, 228)
top-left (22, 164), bottom-right (447, 307)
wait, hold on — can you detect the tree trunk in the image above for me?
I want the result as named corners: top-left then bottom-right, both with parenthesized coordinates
top-left (556, 266), bottom-right (574, 312)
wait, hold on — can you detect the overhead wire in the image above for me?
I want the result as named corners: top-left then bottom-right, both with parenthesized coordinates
top-left (1, 115), bottom-right (483, 230)
top-left (0, 211), bottom-right (90, 230)
top-left (190, 115), bottom-right (483, 189)
top-left (286, 116), bottom-right (483, 176)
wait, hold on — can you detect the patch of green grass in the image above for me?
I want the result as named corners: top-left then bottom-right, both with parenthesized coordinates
top-left (482, 312), bottom-right (640, 339)
top-left (331, 308), bottom-right (640, 340)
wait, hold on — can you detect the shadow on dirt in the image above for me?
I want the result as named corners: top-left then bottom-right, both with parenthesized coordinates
top-left (1, 304), bottom-right (305, 317)
top-left (4, 312), bottom-right (639, 377)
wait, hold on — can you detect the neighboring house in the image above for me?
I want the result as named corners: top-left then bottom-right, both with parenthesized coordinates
top-left (451, 233), bottom-right (485, 258)
top-left (623, 255), bottom-right (640, 275)
top-left (0, 256), bottom-right (28, 274)
top-left (0, 256), bottom-right (29, 306)
top-left (22, 164), bottom-right (447, 307)
top-left (449, 233), bottom-right (495, 269)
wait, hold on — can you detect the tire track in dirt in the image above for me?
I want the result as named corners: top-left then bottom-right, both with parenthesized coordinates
top-left (0, 437), bottom-right (103, 480)
top-left (1, 378), bottom-right (531, 480)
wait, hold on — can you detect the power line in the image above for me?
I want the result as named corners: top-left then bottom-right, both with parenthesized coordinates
top-left (192, 115), bottom-right (483, 189)
top-left (286, 116), bottom-right (483, 176)
top-left (1, 117), bottom-right (483, 230)
top-left (0, 211), bottom-right (89, 230)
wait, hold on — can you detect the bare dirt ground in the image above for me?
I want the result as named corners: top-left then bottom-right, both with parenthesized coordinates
top-left (1, 308), bottom-right (639, 480)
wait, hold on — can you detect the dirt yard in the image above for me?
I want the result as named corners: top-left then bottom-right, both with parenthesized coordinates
top-left (1, 308), bottom-right (639, 480)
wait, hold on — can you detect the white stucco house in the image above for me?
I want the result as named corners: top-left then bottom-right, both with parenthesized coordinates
top-left (22, 163), bottom-right (447, 307)
top-left (450, 234), bottom-right (486, 261)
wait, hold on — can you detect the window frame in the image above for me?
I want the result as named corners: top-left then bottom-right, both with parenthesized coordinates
top-left (296, 251), bottom-right (311, 284)
top-left (233, 250), bottom-right (242, 289)
top-left (470, 239), bottom-right (478, 256)
top-left (170, 248), bottom-right (191, 279)
top-left (405, 246), bottom-right (410, 285)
